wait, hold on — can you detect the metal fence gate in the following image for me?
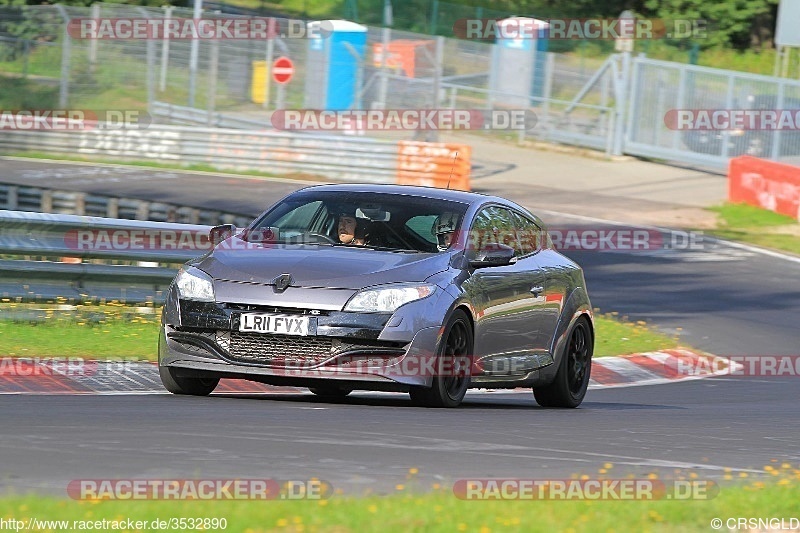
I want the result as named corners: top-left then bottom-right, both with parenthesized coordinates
top-left (625, 56), bottom-right (800, 169)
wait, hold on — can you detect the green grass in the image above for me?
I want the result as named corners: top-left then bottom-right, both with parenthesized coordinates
top-left (0, 474), bottom-right (798, 533)
top-left (0, 304), bottom-right (160, 360)
top-left (0, 76), bottom-right (59, 109)
top-left (0, 304), bottom-right (681, 361)
top-left (706, 202), bottom-right (800, 256)
top-left (1, 152), bottom-right (325, 182)
top-left (593, 313), bottom-right (679, 357)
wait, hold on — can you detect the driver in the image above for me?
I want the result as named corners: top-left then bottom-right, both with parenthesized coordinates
top-left (433, 212), bottom-right (458, 251)
top-left (337, 210), bottom-right (366, 246)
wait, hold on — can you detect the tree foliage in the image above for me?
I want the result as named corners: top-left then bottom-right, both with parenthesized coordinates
top-left (0, 0), bottom-right (783, 50)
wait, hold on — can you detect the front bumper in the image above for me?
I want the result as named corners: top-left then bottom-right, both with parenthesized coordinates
top-left (159, 289), bottom-right (445, 389)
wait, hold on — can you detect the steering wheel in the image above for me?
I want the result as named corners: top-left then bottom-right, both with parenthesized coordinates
top-left (304, 232), bottom-right (337, 244)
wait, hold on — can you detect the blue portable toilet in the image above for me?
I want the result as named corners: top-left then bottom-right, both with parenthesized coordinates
top-left (488, 17), bottom-right (549, 108)
top-left (304, 20), bottom-right (367, 110)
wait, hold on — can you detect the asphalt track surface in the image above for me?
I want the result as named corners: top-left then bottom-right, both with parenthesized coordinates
top-left (1, 158), bottom-right (799, 495)
top-left (2, 377), bottom-right (798, 495)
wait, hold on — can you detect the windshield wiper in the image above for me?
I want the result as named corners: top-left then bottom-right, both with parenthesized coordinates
top-left (362, 245), bottom-right (420, 253)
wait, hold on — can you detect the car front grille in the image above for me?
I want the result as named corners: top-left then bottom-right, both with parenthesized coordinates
top-left (217, 331), bottom-right (333, 367)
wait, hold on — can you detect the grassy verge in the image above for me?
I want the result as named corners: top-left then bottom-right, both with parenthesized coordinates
top-left (0, 304), bottom-right (680, 360)
top-left (0, 475), bottom-right (797, 533)
top-left (0, 152), bottom-right (326, 183)
top-left (0, 302), bottom-right (160, 360)
top-left (706, 202), bottom-right (800, 256)
top-left (593, 313), bottom-right (679, 357)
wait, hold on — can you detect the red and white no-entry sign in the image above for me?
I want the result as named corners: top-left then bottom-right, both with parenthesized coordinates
top-left (272, 57), bottom-right (294, 84)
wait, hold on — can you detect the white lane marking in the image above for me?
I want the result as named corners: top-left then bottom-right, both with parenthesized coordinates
top-left (601, 247), bottom-right (755, 262)
top-left (536, 208), bottom-right (800, 265)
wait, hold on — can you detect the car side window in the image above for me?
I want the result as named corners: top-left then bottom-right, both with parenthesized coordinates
top-left (512, 211), bottom-right (544, 256)
top-left (489, 207), bottom-right (522, 255)
top-left (467, 206), bottom-right (523, 258)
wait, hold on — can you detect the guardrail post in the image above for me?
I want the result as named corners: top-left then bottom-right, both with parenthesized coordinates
top-left (40, 190), bottom-right (53, 212)
top-left (106, 198), bottom-right (119, 218)
top-left (6, 186), bottom-right (18, 210)
top-left (74, 192), bottom-right (86, 216)
top-left (136, 201), bottom-right (151, 221)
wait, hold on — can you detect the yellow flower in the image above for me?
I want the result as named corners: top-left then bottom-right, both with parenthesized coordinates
top-left (368, 505), bottom-right (378, 514)
top-left (276, 518), bottom-right (288, 527)
top-left (395, 484), bottom-right (405, 491)
top-left (408, 467), bottom-right (419, 475)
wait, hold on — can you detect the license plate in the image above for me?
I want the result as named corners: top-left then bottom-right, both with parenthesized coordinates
top-left (239, 313), bottom-right (309, 336)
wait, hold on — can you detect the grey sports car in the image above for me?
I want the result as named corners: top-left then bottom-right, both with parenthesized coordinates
top-left (158, 184), bottom-right (594, 408)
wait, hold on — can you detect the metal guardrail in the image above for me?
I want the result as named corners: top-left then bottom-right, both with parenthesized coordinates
top-left (0, 124), bottom-right (404, 183)
top-left (0, 210), bottom-right (214, 303)
top-left (152, 101), bottom-right (274, 130)
top-left (0, 183), bottom-right (252, 227)
top-left (0, 210), bottom-right (211, 262)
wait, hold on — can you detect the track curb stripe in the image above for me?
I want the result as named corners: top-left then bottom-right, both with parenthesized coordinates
top-left (0, 349), bottom-right (727, 395)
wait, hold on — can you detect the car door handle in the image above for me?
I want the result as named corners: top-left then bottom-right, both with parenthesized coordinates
top-left (530, 286), bottom-right (544, 296)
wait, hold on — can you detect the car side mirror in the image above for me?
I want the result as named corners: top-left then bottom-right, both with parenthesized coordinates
top-left (209, 224), bottom-right (236, 246)
top-left (469, 242), bottom-right (515, 268)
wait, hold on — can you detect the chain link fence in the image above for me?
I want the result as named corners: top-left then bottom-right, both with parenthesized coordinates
top-left (12, 3), bottom-right (799, 169)
top-left (0, 3), bottom-right (614, 145)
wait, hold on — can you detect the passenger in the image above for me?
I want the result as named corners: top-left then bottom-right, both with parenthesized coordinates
top-left (433, 212), bottom-right (459, 251)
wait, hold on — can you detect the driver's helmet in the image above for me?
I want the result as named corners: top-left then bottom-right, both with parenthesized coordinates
top-left (433, 212), bottom-right (459, 250)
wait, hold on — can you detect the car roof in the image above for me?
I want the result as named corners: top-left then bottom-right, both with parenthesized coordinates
top-left (294, 183), bottom-right (506, 206)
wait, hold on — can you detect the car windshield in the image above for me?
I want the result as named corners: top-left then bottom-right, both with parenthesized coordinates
top-left (244, 191), bottom-right (469, 253)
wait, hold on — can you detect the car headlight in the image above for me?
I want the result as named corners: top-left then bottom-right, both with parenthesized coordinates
top-left (344, 283), bottom-right (436, 313)
top-left (174, 266), bottom-right (215, 302)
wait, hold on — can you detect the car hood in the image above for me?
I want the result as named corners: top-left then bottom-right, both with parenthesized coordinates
top-left (195, 238), bottom-right (451, 290)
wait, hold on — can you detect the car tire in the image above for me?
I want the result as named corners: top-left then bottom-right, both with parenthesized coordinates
top-left (309, 386), bottom-right (352, 400)
top-left (533, 316), bottom-right (593, 408)
top-left (159, 365), bottom-right (219, 396)
top-left (409, 309), bottom-right (472, 408)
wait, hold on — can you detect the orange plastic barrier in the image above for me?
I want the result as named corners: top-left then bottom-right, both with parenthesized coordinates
top-left (728, 156), bottom-right (800, 220)
top-left (372, 40), bottom-right (435, 78)
top-left (396, 141), bottom-right (471, 191)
